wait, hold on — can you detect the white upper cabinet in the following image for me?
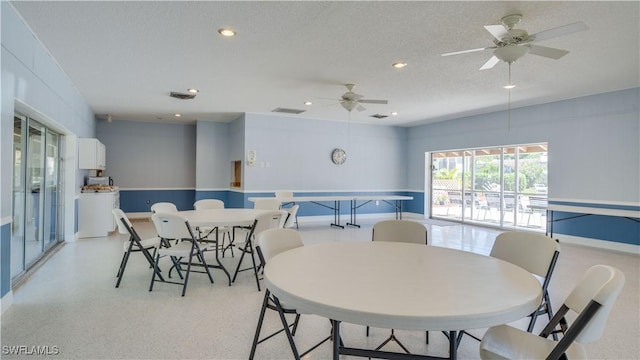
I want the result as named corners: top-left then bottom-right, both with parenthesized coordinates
top-left (78, 138), bottom-right (106, 170)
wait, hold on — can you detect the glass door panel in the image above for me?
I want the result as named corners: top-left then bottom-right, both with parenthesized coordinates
top-left (462, 151), bottom-right (473, 221)
top-left (25, 121), bottom-right (46, 267)
top-left (43, 132), bottom-right (59, 248)
top-left (515, 145), bottom-right (548, 229)
top-left (473, 148), bottom-right (501, 224)
top-left (11, 116), bottom-right (26, 277)
top-left (502, 148), bottom-right (516, 226)
top-left (431, 151), bottom-right (463, 221)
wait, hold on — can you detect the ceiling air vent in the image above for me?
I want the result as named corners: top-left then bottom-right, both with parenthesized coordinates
top-left (170, 92), bottom-right (196, 100)
top-left (370, 114), bottom-right (389, 119)
top-left (272, 107), bottom-right (305, 114)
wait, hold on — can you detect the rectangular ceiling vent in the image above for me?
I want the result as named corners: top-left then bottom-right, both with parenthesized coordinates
top-left (272, 107), bottom-right (305, 114)
top-left (370, 114), bottom-right (388, 119)
top-left (170, 92), bottom-right (196, 100)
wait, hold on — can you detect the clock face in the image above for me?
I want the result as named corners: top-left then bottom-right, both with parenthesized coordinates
top-left (331, 148), bottom-right (346, 165)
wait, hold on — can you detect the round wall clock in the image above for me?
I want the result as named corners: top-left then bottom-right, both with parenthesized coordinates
top-left (331, 148), bottom-right (347, 165)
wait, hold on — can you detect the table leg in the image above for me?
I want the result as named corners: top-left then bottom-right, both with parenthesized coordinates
top-left (346, 199), bottom-right (361, 228)
top-left (332, 319), bottom-right (341, 360)
top-left (215, 227), bottom-right (232, 285)
top-left (448, 331), bottom-right (458, 360)
top-left (330, 200), bottom-right (344, 228)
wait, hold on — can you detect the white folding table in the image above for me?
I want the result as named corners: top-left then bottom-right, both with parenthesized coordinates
top-left (264, 242), bottom-right (542, 360)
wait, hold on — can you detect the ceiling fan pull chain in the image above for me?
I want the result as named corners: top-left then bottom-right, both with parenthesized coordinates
top-left (508, 63), bottom-right (512, 131)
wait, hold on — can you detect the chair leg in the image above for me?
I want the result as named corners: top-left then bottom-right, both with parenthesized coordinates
top-left (115, 250), bottom-right (131, 288)
top-left (249, 242), bottom-right (262, 291)
top-left (149, 252), bottom-right (160, 292)
top-left (272, 295), bottom-right (301, 360)
top-left (232, 241), bottom-right (250, 283)
top-left (249, 291), bottom-right (271, 360)
top-left (197, 248), bottom-right (215, 284)
top-left (181, 254), bottom-right (193, 297)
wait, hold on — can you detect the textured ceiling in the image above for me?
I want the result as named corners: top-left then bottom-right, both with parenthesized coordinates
top-left (9, 1), bottom-right (640, 126)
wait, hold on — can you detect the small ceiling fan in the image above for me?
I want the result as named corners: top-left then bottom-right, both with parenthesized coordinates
top-left (442, 14), bottom-right (589, 70)
top-left (333, 84), bottom-right (388, 112)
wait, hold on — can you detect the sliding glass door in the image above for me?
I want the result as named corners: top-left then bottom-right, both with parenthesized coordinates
top-left (12, 113), bottom-right (62, 279)
top-left (430, 144), bottom-right (548, 231)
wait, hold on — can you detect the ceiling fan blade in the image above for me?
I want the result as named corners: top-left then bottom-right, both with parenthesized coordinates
top-left (529, 21), bottom-right (589, 43)
top-left (526, 44), bottom-right (569, 59)
top-left (356, 105), bottom-right (366, 112)
top-left (484, 24), bottom-right (510, 42)
top-left (358, 99), bottom-right (388, 104)
top-left (441, 47), bottom-right (495, 57)
top-left (479, 55), bottom-right (500, 70)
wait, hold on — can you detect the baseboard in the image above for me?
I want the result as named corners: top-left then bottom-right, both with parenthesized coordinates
top-left (1, 290), bottom-right (14, 315)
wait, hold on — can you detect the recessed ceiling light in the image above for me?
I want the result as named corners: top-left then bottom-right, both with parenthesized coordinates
top-left (391, 112), bottom-right (398, 116)
top-left (218, 28), bottom-right (236, 37)
top-left (187, 88), bottom-right (199, 94)
top-left (174, 113), bottom-right (182, 117)
top-left (392, 62), bottom-right (408, 68)
top-left (504, 84), bottom-right (516, 89)
top-left (304, 101), bottom-right (313, 106)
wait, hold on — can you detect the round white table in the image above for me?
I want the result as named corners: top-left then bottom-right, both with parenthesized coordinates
top-left (264, 242), bottom-right (542, 360)
top-left (179, 208), bottom-right (270, 285)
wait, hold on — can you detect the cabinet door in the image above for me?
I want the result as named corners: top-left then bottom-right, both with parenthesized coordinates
top-left (78, 138), bottom-right (106, 170)
top-left (96, 141), bottom-right (106, 170)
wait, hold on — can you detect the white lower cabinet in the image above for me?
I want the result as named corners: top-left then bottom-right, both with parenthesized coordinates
top-left (78, 191), bottom-right (119, 238)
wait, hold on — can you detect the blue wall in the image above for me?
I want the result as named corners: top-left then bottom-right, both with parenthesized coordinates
top-left (1, 223), bottom-right (10, 297)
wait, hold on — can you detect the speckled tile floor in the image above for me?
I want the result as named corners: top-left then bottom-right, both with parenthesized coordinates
top-left (1, 217), bottom-right (638, 359)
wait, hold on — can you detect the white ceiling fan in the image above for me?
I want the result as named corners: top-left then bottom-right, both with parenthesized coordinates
top-left (442, 14), bottom-right (589, 70)
top-left (334, 84), bottom-right (388, 112)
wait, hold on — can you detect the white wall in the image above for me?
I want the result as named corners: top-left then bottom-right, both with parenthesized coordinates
top-left (408, 88), bottom-right (640, 205)
top-left (243, 113), bottom-right (408, 192)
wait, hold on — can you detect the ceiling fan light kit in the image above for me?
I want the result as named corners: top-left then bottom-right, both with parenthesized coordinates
top-left (337, 84), bottom-right (388, 113)
top-left (441, 14), bottom-right (589, 70)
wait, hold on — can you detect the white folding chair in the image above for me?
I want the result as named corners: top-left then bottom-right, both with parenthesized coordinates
top-left (150, 202), bottom-right (178, 213)
top-left (459, 230), bottom-right (561, 345)
top-left (283, 205), bottom-right (299, 229)
top-left (480, 265), bottom-right (625, 360)
top-left (367, 219), bottom-right (429, 352)
top-left (112, 208), bottom-right (163, 287)
top-left (276, 191), bottom-right (298, 228)
top-left (253, 198), bottom-right (282, 210)
top-left (491, 231), bottom-right (561, 333)
top-left (149, 212), bottom-right (214, 296)
top-left (232, 210), bottom-right (287, 291)
top-left (250, 228), bottom-right (331, 359)
top-left (193, 199), bottom-right (233, 255)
